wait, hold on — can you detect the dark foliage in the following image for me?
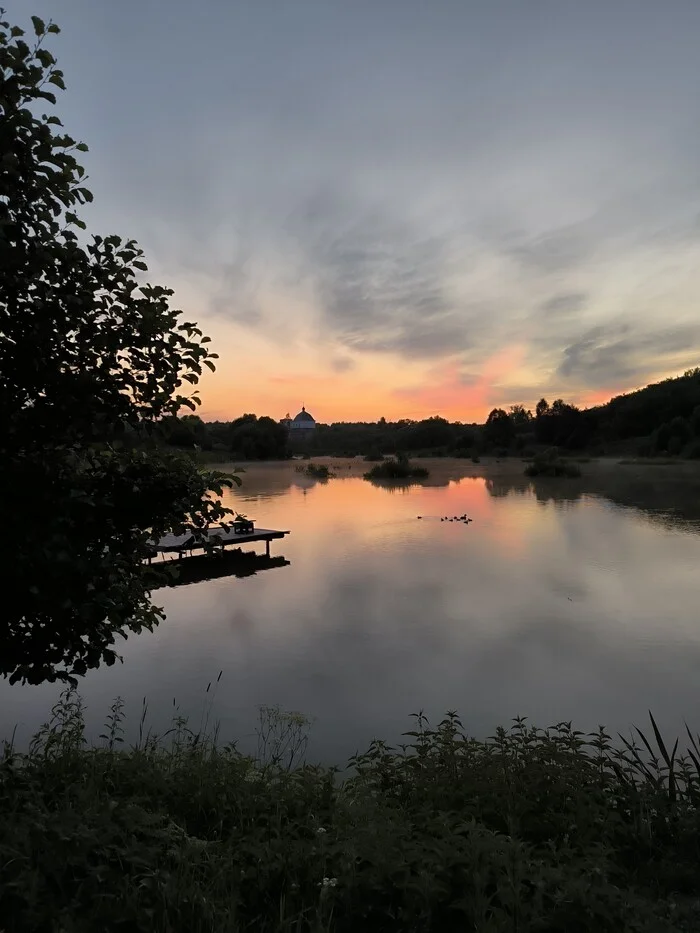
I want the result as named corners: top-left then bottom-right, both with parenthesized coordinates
top-left (484, 408), bottom-right (515, 448)
top-left (160, 370), bottom-right (700, 464)
top-left (524, 449), bottom-right (582, 478)
top-left (226, 414), bottom-right (289, 460)
top-left (296, 463), bottom-right (334, 479)
top-left (535, 399), bottom-right (589, 448)
top-left (0, 12), bottom-right (236, 683)
top-left (592, 369), bottom-right (700, 451)
top-left (364, 454), bottom-right (429, 482)
top-left (3, 696), bottom-right (700, 932)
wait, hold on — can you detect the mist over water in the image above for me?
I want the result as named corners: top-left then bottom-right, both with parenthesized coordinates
top-left (3, 460), bottom-right (700, 763)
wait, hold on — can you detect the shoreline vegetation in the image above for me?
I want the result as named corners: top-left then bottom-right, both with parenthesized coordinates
top-left (161, 369), bottom-right (700, 464)
top-left (363, 454), bottom-right (430, 482)
top-left (3, 693), bottom-right (700, 932)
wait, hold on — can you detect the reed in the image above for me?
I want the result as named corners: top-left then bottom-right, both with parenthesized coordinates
top-left (2, 696), bottom-right (699, 931)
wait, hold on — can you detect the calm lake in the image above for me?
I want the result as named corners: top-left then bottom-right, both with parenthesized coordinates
top-left (3, 459), bottom-right (700, 761)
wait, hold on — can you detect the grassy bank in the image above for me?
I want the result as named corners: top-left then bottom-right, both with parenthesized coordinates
top-left (2, 695), bottom-right (700, 931)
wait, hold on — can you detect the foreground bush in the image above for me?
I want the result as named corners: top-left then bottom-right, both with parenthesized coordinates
top-left (2, 695), bottom-right (700, 931)
top-left (364, 454), bottom-right (429, 482)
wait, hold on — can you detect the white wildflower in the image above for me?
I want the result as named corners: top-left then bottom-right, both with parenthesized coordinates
top-left (316, 826), bottom-right (327, 834)
top-left (317, 877), bottom-right (338, 888)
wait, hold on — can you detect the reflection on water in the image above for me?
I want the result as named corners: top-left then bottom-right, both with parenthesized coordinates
top-left (3, 460), bottom-right (700, 762)
top-left (153, 551), bottom-right (291, 588)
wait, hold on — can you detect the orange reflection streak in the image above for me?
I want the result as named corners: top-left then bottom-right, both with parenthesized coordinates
top-left (218, 463), bottom-right (529, 550)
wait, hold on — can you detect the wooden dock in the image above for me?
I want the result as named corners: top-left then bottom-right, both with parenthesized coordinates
top-left (151, 526), bottom-right (290, 558)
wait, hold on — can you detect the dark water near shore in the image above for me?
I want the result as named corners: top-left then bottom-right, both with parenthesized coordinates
top-left (3, 460), bottom-right (700, 762)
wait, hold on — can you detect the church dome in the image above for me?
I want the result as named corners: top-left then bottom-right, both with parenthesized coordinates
top-left (293, 406), bottom-right (315, 423)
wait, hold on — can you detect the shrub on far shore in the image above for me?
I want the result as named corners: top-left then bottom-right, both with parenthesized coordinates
top-left (363, 454), bottom-right (429, 481)
top-left (296, 463), bottom-right (334, 479)
top-left (524, 448), bottom-right (582, 478)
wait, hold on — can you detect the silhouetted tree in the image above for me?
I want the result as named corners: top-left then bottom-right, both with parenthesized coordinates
top-left (536, 399), bottom-right (585, 447)
top-left (692, 406), bottom-right (700, 437)
top-left (509, 405), bottom-right (533, 430)
top-left (0, 12), bottom-right (235, 684)
top-left (163, 414), bottom-right (211, 449)
top-left (399, 416), bottom-right (453, 451)
top-left (484, 408), bottom-right (514, 448)
top-left (229, 414), bottom-right (288, 460)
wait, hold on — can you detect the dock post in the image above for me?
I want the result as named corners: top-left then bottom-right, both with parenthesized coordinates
top-left (266, 538), bottom-right (270, 557)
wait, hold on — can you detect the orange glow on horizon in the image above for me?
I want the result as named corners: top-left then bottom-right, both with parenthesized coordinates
top-left (192, 320), bottom-right (688, 424)
top-left (579, 386), bottom-right (625, 408)
top-left (197, 343), bottom-right (530, 424)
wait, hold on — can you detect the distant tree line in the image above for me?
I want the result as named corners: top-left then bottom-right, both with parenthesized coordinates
top-left (160, 368), bottom-right (700, 461)
top-left (159, 413), bottom-right (289, 459)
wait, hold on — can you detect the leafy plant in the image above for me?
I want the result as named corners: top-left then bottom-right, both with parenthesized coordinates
top-left (3, 697), bottom-right (700, 931)
top-left (0, 11), bottom-right (239, 683)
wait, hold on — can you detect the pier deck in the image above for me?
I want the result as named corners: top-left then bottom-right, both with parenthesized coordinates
top-left (152, 526), bottom-right (290, 558)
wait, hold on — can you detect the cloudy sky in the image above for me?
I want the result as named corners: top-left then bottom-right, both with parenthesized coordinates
top-left (26, 0), bottom-right (700, 421)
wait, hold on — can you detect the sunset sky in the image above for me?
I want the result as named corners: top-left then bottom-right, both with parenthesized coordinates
top-left (30, 0), bottom-right (700, 423)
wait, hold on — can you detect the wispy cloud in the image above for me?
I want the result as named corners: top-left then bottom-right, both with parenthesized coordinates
top-left (31, 0), bottom-right (700, 417)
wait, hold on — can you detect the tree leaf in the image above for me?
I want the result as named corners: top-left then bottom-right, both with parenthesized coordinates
top-left (0, 7), bottom-right (225, 686)
top-left (36, 48), bottom-right (54, 69)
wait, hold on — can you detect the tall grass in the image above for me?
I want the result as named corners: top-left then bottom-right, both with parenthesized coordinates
top-left (2, 695), bottom-right (700, 931)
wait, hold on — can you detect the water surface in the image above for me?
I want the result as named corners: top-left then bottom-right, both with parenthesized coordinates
top-left (3, 459), bottom-right (700, 761)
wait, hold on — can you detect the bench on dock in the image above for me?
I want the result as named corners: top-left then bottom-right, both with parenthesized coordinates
top-left (233, 518), bottom-right (255, 533)
top-left (150, 524), bottom-right (290, 558)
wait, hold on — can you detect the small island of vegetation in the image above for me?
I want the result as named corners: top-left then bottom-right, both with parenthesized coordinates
top-left (364, 454), bottom-right (430, 482)
top-left (296, 463), bottom-right (335, 480)
top-left (524, 448), bottom-right (583, 478)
